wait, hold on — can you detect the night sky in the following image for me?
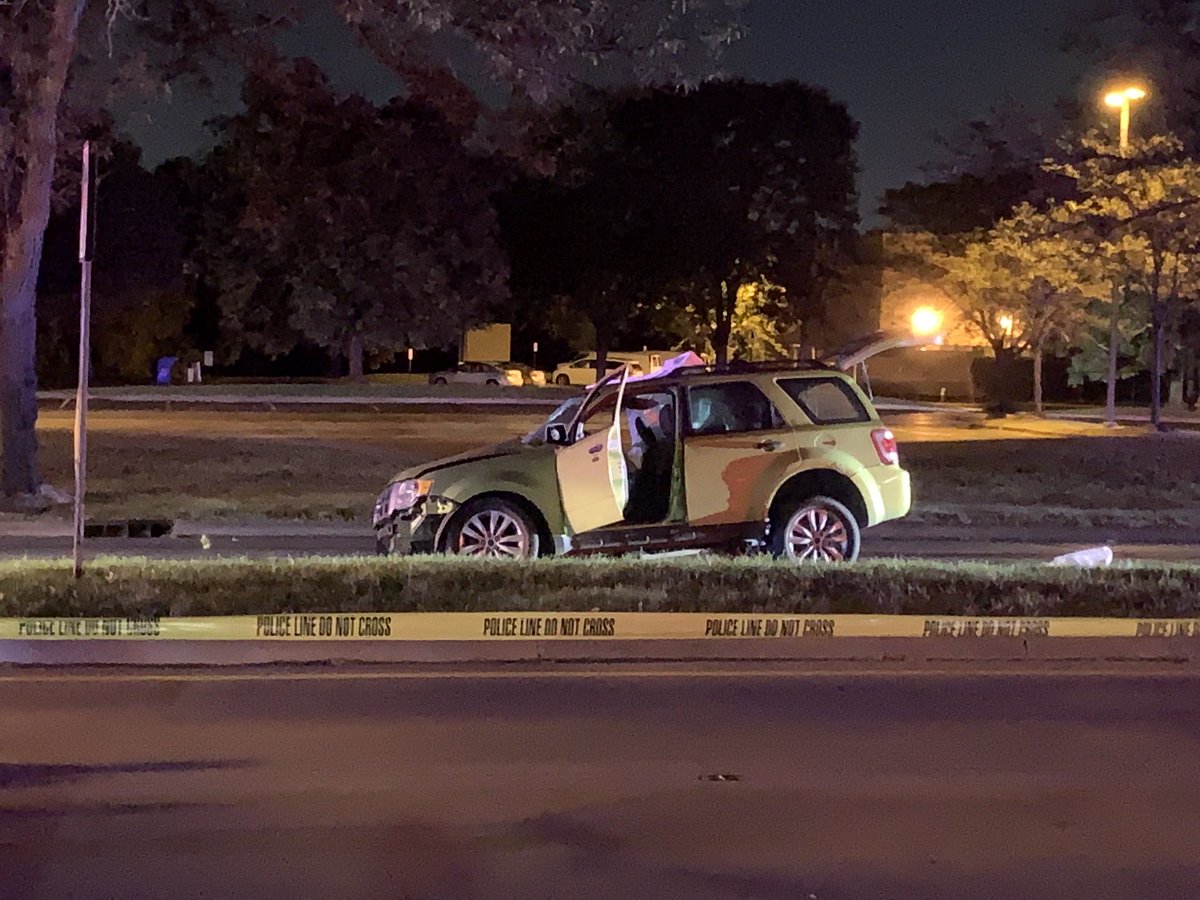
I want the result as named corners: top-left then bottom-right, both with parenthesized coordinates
top-left (124, 0), bottom-right (1093, 223)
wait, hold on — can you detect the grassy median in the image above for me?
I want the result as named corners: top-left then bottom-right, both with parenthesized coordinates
top-left (1, 557), bottom-right (1198, 619)
top-left (22, 405), bottom-right (1200, 529)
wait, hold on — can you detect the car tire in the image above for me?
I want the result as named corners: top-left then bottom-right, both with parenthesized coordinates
top-left (433, 377), bottom-right (448, 385)
top-left (770, 495), bottom-right (861, 563)
top-left (486, 378), bottom-right (499, 386)
top-left (443, 498), bottom-right (540, 559)
top-left (555, 374), bottom-right (571, 386)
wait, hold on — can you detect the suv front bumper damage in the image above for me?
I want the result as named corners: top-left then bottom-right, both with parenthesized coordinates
top-left (373, 495), bottom-right (459, 556)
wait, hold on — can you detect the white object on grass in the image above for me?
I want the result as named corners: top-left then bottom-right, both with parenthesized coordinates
top-left (1049, 546), bottom-right (1113, 568)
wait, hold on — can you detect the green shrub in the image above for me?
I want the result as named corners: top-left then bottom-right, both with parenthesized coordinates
top-left (0, 557), bottom-right (1197, 619)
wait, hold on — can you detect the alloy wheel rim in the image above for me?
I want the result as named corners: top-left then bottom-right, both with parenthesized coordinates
top-left (785, 506), bottom-right (850, 562)
top-left (458, 510), bottom-right (532, 558)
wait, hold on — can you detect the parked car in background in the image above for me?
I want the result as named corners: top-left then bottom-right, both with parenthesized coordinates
top-left (500, 362), bottom-right (547, 387)
top-left (551, 356), bottom-right (643, 386)
top-left (428, 362), bottom-right (523, 386)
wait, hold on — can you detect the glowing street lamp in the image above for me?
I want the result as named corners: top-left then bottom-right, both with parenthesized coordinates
top-left (998, 313), bottom-right (1014, 335)
top-left (910, 306), bottom-right (944, 338)
top-left (1104, 86), bottom-right (1148, 154)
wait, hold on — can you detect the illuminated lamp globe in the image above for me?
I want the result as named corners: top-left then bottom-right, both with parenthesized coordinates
top-left (910, 306), bottom-right (944, 338)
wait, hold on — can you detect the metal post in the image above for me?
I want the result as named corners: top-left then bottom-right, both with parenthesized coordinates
top-left (73, 140), bottom-right (96, 578)
top-left (1119, 100), bottom-right (1130, 154)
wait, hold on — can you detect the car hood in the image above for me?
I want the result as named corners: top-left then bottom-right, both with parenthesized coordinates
top-left (391, 439), bottom-right (527, 483)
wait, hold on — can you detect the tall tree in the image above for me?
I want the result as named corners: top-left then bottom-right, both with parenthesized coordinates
top-left (890, 209), bottom-right (1098, 415)
top-left (621, 79), bottom-right (860, 365)
top-left (1048, 135), bottom-right (1200, 427)
top-left (197, 60), bottom-right (508, 375)
top-left (0, 0), bottom-right (744, 504)
top-left (0, 0), bottom-right (88, 502)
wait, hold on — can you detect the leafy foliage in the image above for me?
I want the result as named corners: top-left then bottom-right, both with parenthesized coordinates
top-left (1047, 134), bottom-right (1200, 420)
top-left (0, 0), bottom-right (746, 495)
top-left (506, 80), bottom-right (859, 367)
top-left (194, 60), bottom-right (509, 372)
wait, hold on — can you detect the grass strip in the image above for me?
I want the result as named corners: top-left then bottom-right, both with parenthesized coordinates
top-left (0, 557), bottom-right (1198, 619)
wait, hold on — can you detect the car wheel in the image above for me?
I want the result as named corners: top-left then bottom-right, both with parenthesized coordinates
top-left (433, 377), bottom-right (448, 385)
top-left (555, 374), bottom-right (571, 386)
top-left (445, 498), bottom-right (539, 559)
top-left (486, 378), bottom-right (499, 386)
top-left (771, 495), bottom-right (860, 563)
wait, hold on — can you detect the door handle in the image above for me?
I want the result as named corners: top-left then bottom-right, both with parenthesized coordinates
top-left (756, 439), bottom-right (782, 451)
top-left (817, 437), bottom-right (837, 448)
top-left (587, 443), bottom-right (604, 455)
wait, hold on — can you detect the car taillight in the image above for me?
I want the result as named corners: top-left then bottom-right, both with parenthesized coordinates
top-left (871, 428), bottom-right (898, 465)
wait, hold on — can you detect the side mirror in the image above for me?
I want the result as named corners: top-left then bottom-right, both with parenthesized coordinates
top-left (546, 423), bottom-right (571, 445)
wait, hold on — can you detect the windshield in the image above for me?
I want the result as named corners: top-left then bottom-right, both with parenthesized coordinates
top-left (522, 396), bottom-right (585, 445)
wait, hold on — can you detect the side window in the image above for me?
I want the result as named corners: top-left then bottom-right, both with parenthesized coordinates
top-left (620, 391), bottom-right (676, 459)
top-left (687, 382), bottom-right (783, 436)
top-left (777, 377), bottom-right (871, 425)
top-left (576, 390), bottom-right (619, 437)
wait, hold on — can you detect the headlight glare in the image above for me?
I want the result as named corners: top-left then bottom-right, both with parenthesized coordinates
top-left (384, 478), bottom-right (432, 517)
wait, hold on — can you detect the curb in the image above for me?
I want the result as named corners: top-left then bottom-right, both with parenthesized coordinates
top-left (3, 638), bottom-right (1198, 667)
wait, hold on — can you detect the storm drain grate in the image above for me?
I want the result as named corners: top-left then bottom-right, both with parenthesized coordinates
top-left (83, 519), bottom-right (175, 539)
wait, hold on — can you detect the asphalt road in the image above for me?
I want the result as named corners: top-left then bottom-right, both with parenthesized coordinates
top-left (3, 663), bottom-right (1200, 899)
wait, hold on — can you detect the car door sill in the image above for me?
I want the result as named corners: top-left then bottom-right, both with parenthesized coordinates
top-left (569, 522), bottom-right (761, 555)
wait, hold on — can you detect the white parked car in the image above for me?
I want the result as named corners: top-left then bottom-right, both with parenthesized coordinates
top-left (428, 361), bottom-right (523, 386)
top-left (551, 356), bottom-right (643, 386)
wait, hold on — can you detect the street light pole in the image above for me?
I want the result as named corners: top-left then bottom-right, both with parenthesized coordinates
top-left (1102, 86), bottom-right (1148, 427)
top-left (73, 140), bottom-right (97, 578)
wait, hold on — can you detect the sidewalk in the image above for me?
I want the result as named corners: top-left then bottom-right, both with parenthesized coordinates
top-left (1046, 405), bottom-right (1200, 427)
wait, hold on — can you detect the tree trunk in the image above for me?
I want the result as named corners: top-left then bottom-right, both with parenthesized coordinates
top-left (1033, 334), bottom-right (1045, 416)
top-left (592, 316), bottom-right (611, 383)
top-left (1104, 281), bottom-right (1121, 427)
top-left (0, 0), bottom-right (87, 498)
top-left (1149, 267), bottom-right (1164, 430)
top-left (712, 280), bottom-right (733, 367)
top-left (1150, 299), bottom-right (1164, 430)
top-left (347, 334), bottom-right (364, 379)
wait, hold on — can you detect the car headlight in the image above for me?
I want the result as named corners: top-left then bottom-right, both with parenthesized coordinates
top-left (375, 479), bottom-right (433, 522)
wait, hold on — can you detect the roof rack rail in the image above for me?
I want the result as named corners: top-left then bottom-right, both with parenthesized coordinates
top-left (670, 359), bottom-right (837, 377)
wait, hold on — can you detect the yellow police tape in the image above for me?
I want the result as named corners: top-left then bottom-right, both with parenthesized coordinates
top-left (1, 613), bottom-right (1199, 641)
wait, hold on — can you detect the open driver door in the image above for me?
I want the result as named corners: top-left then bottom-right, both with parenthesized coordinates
top-left (555, 366), bottom-right (630, 535)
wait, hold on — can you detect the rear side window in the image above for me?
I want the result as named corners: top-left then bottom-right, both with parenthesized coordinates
top-left (688, 382), bottom-right (783, 436)
top-left (777, 377), bottom-right (871, 425)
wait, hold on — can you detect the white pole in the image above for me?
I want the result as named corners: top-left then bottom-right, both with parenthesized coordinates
top-left (73, 140), bottom-right (96, 578)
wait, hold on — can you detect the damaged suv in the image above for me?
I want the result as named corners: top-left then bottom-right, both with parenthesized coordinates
top-left (373, 342), bottom-right (913, 562)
